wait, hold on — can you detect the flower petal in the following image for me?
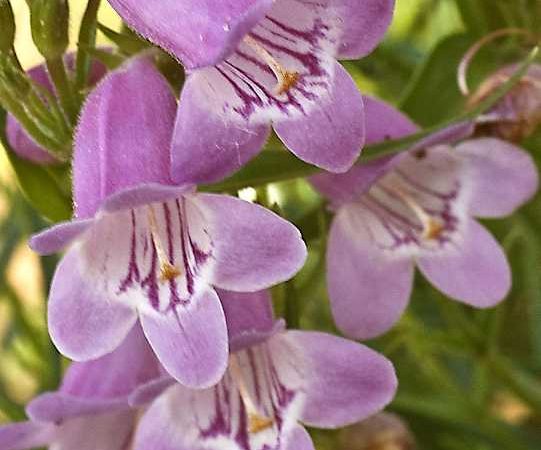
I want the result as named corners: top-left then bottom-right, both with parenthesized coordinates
top-left (53, 410), bottom-right (136, 450)
top-left (73, 56), bottom-right (176, 218)
top-left (171, 75), bottom-right (271, 184)
top-left (417, 219), bottom-right (511, 307)
top-left (140, 288), bottom-right (228, 389)
top-left (192, 193), bottom-right (307, 291)
top-left (285, 426), bottom-right (315, 450)
top-left (455, 138), bottom-right (539, 218)
top-left (335, 0), bottom-right (395, 59)
top-left (219, 289), bottom-right (277, 352)
top-left (274, 61), bottom-right (365, 173)
top-left (0, 422), bottom-right (55, 450)
top-left (48, 246), bottom-right (138, 361)
top-left (310, 95), bottom-right (418, 204)
top-left (289, 331), bottom-right (397, 428)
top-left (108, 0), bottom-right (273, 70)
top-left (129, 376), bottom-right (175, 407)
top-left (327, 208), bottom-right (414, 340)
top-left (29, 218), bottom-right (94, 255)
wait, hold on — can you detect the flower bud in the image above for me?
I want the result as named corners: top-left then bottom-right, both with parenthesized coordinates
top-left (0, 0), bottom-right (15, 53)
top-left (29, 0), bottom-right (69, 59)
top-left (337, 413), bottom-right (416, 450)
top-left (469, 64), bottom-right (541, 142)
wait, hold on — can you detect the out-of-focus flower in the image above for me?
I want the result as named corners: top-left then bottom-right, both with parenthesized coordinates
top-left (311, 97), bottom-right (539, 339)
top-left (0, 325), bottom-right (160, 450)
top-left (5, 55), bottom-right (106, 164)
top-left (470, 64), bottom-right (541, 142)
top-left (29, 56), bottom-right (307, 389)
top-left (337, 412), bottom-right (416, 450)
top-left (107, 0), bottom-right (395, 181)
top-left (131, 290), bottom-right (397, 450)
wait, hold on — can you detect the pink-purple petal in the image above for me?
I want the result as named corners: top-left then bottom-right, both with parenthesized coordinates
top-left (107, 0), bottom-right (273, 70)
top-left (335, 0), bottom-right (396, 59)
top-left (417, 219), bottom-right (511, 308)
top-left (139, 288), bottom-right (228, 389)
top-left (28, 218), bottom-right (94, 255)
top-left (73, 56), bottom-right (176, 218)
top-left (290, 331), bottom-right (397, 428)
top-left (310, 95), bottom-right (418, 204)
top-left (455, 138), bottom-right (539, 218)
top-left (327, 208), bottom-right (414, 340)
top-left (0, 422), bottom-right (55, 450)
top-left (274, 62), bottom-right (365, 173)
top-left (285, 426), bottom-right (315, 450)
top-left (192, 193), bottom-right (307, 291)
top-left (171, 75), bottom-right (271, 184)
top-left (48, 246), bottom-right (138, 361)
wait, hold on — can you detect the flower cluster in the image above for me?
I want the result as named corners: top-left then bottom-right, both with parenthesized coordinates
top-left (0, 1), bottom-right (539, 450)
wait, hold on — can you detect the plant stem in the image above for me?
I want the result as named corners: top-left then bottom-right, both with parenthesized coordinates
top-left (46, 57), bottom-right (78, 125)
top-left (75, 0), bottom-right (101, 90)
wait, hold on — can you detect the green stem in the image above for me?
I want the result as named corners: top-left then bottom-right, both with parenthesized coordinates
top-left (46, 57), bottom-right (78, 125)
top-left (75, 0), bottom-right (101, 91)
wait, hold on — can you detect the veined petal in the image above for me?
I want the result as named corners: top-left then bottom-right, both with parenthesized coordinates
top-left (186, 0), bottom-right (341, 127)
top-left (171, 76), bottom-right (271, 185)
top-left (335, 0), bottom-right (395, 59)
top-left (327, 208), bottom-right (414, 340)
top-left (418, 219), bottom-right (511, 308)
top-left (134, 334), bottom-right (306, 450)
top-left (455, 138), bottom-right (539, 218)
top-left (108, 0), bottom-right (274, 70)
top-left (273, 61), bottom-right (364, 172)
top-left (140, 288), bottom-right (228, 389)
top-left (0, 422), bottom-right (55, 450)
top-left (192, 193), bottom-right (307, 292)
top-left (73, 57), bottom-right (176, 218)
top-left (310, 95), bottom-right (418, 204)
top-left (48, 246), bottom-right (138, 362)
top-left (290, 331), bottom-right (397, 428)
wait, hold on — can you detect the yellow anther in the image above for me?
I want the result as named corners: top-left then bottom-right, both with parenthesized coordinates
top-left (244, 35), bottom-right (300, 95)
top-left (147, 206), bottom-right (182, 283)
top-left (229, 354), bottom-right (274, 435)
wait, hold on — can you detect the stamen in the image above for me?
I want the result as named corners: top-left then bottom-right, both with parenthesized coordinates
top-left (389, 187), bottom-right (444, 241)
top-left (229, 354), bottom-right (274, 434)
top-left (244, 35), bottom-right (300, 95)
top-left (147, 206), bottom-right (182, 283)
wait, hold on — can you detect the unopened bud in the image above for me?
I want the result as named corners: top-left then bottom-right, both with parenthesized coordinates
top-left (337, 413), bottom-right (416, 450)
top-left (30, 0), bottom-right (69, 59)
top-left (469, 64), bottom-right (541, 142)
top-left (0, 0), bottom-right (15, 53)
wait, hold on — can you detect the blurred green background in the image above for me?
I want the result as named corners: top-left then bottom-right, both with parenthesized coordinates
top-left (0, 1), bottom-right (540, 449)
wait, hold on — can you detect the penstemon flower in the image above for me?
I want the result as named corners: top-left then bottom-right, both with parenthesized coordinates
top-left (30, 56), bottom-right (307, 389)
top-left (0, 325), bottom-right (159, 450)
top-left (107, 0), bottom-right (395, 182)
top-left (131, 290), bottom-right (397, 450)
top-left (311, 97), bottom-right (539, 339)
top-left (6, 55), bottom-right (106, 164)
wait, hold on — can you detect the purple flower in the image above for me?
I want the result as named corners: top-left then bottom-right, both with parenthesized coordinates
top-left (30, 56), bottom-right (307, 389)
top-left (130, 290), bottom-right (397, 450)
top-left (6, 54), bottom-right (106, 164)
top-left (107, 0), bottom-right (395, 182)
top-left (311, 97), bottom-right (539, 339)
top-left (0, 325), bottom-right (159, 450)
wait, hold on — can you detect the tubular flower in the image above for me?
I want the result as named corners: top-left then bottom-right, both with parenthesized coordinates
top-left (311, 97), bottom-right (539, 340)
top-left (131, 290), bottom-right (397, 450)
top-left (29, 57), bottom-right (307, 389)
top-left (0, 325), bottom-right (160, 450)
top-left (6, 55), bottom-right (106, 164)
top-left (107, 0), bottom-right (396, 182)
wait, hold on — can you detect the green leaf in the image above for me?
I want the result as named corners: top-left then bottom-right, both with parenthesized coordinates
top-left (0, 107), bottom-right (72, 222)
